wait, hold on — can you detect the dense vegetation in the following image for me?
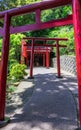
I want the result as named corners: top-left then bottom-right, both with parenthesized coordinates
top-left (0, 0), bottom-right (74, 88)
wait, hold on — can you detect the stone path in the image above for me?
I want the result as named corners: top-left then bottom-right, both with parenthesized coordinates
top-left (1, 67), bottom-right (79, 130)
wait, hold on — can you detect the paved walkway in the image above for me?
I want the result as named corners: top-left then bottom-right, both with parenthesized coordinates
top-left (1, 68), bottom-right (79, 130)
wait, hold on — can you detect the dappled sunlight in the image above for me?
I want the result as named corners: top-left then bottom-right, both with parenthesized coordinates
top-left (3, 68), bottom-right (78, 130)
top-left (36, 88), bottom-right (42, 92)
top-left (6, 79), bottom-right (35, 116)
top-left (58, 85), bottom-right (65, 90)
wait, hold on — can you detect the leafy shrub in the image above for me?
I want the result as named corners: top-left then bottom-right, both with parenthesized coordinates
top-left (8, 33), bottom-right (25, 72)
top-left (9, 63), bottom-right (27, 82)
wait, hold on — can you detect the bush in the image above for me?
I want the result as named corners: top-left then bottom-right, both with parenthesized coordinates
top-left (9, 63), bottom-right (27, 82)
top-left (8, 33), bottom-right (25, 72)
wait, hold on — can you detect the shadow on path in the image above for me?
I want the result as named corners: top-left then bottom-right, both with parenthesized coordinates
top-left (2, 68), bottom-right (78, 130)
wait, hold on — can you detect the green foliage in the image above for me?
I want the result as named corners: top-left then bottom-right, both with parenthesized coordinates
top-left (49, 26), bottom-right (74, 55)
top-left (0, 1), bottom-right (74, 60)
top-left (7, 85), bottom-right (16, 93)
top-left (0, 1), bottom-right (75, 99)
top-left (11, 13), bottom-right (35, 27)
top-left (8, 33), bottom-right (25, 70)
top-left (6, 85), bottom-right (16, 99)
top-left (41, 6), bottom-right (72, 22)
top-left (9, 63), bottom-right (27, 82)
top-left (0, 0), bottom-right (41, 11)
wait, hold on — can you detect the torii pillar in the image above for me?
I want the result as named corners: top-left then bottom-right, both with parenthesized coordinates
top-left (28, 39), bottom-right (34, 79)
top-left (73, 0), bottom-right (81, 127)
top-left (46, 47), bottom-right (50, 69)
top-left (21, 40), bottom-right (27, 64)
top-left (43, 54), bottom-right (45, 67)
top-left (0, 13), bottom-right (11, 126)
top-left (56, 41), bottom-right (62, 78)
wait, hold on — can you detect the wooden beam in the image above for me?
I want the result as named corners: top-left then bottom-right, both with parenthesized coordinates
top-left (23, 37), bottom-right (68, 41)
top-left (26, 44), bottom-right (67, 47)
top-left (0, 0), bottom-right (72, 18)
top-left (10, 15), bottom-right (73, 34)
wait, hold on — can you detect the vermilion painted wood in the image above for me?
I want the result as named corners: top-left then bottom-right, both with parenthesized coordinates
top-left (25, 44), bottom-right (67, 48)
top-left (43, 54), bottom-right (45, 67)
top-left (30, 39), bottom-right (34, 78)
top-left (36, 9), bottom-right (41, 24)
top-left (0, 28), bottom-right (3, 36)
top-left (23, 37), bottom-right (68, 41)
top-left (21, 40), bottom-right (27, 58)
top-left (27, 48), bottom-right (51, 51)
top-left (46, 47), bottom-right (49, 68)
top-left (0, 15), bottom-right (72, 36)
top-left (21, 38), bottom-right (67, 77)
top-left (20, 40), bottom-right (27, 64)
top-left (10, 15), bottom-right (72, 34)
top-left (0, 13), bottom-right (11, 120)
top-left (26, 46), bottom-right (28, 65)
top-left (73, 0), bottom-right (81, 126)
top-left (26, 56), bottom-right (28, 65)
top-left (56, 41), bottom-right (61, 77)
top-left (0, 0), bottom-right (72, 18)
top-left (1, 0), bottom-right (81, 125)
top-left (0, 16), bottom-right (72, 36)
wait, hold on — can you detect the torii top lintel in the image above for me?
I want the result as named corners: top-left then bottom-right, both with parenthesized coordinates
top-left (23, 37), bottom-right (68, 41)
top-left (22, 37), bottom-right (68, 48)
top-left (0, 0), bottom-right (73, 36)
top-left (0, 0), bottom-right (72, 18)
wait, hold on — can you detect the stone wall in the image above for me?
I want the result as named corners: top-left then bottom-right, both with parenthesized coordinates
top-left (53, 55), bottom-right (76, 75)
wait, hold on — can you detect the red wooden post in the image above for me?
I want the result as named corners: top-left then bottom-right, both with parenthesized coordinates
top-left (26, 54), bottom-right (28, 65)
top-left (56, 41), bottom-right (61, 78)
top-left (73, 0), bottom-right (81, 127)
top-left (0, 13), bottom-right (11, 121)
top-left (21, 40), bottom-right (27, 64)
top-left (46, 47), bottom-right (49, 69)
top-left (29, 39), bottom-right (34, 79)
top-left (20, 40), bottom-right (23, 64)
top-left (26, 44), bottom-right (28, 65)
top-left (43, 54), bottom-right (45, 67)
top-left (35, 9), bottom-right (41, 24)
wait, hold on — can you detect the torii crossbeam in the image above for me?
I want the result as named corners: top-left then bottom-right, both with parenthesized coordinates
top-left (0, 0), bottom-right (81, 128)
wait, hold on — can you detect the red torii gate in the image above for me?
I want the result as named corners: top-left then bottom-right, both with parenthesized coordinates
top-left (0, 0), bottom-right (81, 127)
top-left (21, 39), bottom-right (52, 69)
top-left (21, 37), bottom-right (67, 78)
